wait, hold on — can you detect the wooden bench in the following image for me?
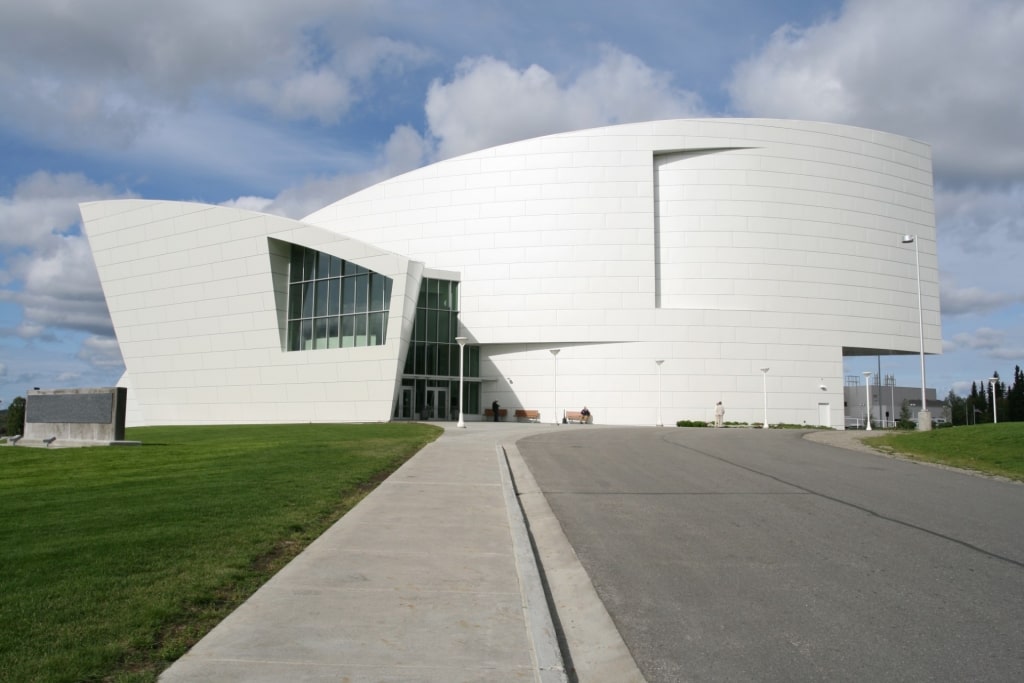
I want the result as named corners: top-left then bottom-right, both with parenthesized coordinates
top-left (515, 409), bottom-right (541, 423)
top-left (483, 408), bottom-right (508, 420)
top-left (565, 411), bottom-right (591, 424)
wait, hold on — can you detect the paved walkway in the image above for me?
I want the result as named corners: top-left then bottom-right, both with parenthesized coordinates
top-left (159, 421), bottom-right (573, 683)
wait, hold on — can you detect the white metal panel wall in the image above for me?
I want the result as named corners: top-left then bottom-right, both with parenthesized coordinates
top-left (82, 200), bottom-right (418, 426)
top-left (302, 119), bottom-right (937, 427)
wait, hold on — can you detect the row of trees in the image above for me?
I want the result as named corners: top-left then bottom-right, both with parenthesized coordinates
top-left (945, 366), bottom-right (1024, 426)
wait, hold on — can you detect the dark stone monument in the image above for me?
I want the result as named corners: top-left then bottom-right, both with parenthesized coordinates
top-left (23, 387), bottom-right (136, 446)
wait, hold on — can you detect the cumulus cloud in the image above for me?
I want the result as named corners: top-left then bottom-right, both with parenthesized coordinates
top-left (0, 172), bottom-right (120, 248)
top-left (940, 280), bottom-right (1024, 316)
top-left (76, 335), bottom-right (124, 369)
top-left (0, 172), bottom-right (128, 350)
top-left (426, 48), bottom-right (705, 158)
top-left (7, 236), bottom-right (114, 338)
top-left (728, 0), bottom-right (1024, 184)
top-left (0, 1), bottom-right (430, 147)
top-left (947, 326), bottom-right (1024, 361)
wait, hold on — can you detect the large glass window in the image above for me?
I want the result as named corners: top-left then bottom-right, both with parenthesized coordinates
top-left (286, 245), bottom-right (392, 351)
top-left (401, 278), bottom-right (479, 415)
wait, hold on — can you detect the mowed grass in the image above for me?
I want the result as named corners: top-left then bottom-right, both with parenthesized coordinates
top-left (0, 423), bottom-right (441, 683)
top-left (863, 422), bottom-right (1024, 481)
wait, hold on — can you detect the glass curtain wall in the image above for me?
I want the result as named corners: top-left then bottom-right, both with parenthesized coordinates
top-left (286, 245), bottom-right (392, 351)
top-left (398, 278), bottom-right (480, 420)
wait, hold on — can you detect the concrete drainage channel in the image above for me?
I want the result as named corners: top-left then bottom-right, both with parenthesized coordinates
top-left (499, 443), bottom-right (646, 683)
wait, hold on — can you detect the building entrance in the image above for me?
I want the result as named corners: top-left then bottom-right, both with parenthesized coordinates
top-left (424, 387), bottom-right (448, 420)
top-left (394, 387), bottom-right (414, 420)
top-left (818, 402), bottom-right (831, 428)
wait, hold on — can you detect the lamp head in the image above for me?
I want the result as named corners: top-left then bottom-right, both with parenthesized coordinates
top-left (901, 235), bottom-right (915, 244)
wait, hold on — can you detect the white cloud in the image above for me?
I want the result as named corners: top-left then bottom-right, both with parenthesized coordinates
top-left (9, 235), bottom-right (114, 337)
top-left (0, 172), bottom-right (120, 248)
top-left (76, 335), bottom-right (124, 369)
top-left (426, 48), bottom-right (705, 159)
top-left (220, 196), bottom-right (275, 213)
top-left (947, 326), bottom-right (1024, 361)
top-left (728, 0), bottom-right (1024, 184)
top-left (0, 171), bottom-right (126, 344)
top-left (0, 1), bottom-right (431, 148)
top-left (941, 282), bottom-right (1023, 316)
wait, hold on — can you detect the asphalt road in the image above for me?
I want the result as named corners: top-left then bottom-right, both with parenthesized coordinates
top-left (517, 427), bottom-right (1024, 682)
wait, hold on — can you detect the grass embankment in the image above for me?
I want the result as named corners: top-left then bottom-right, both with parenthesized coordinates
top-left (0, 423), bottom-right (441, 683)
top-left (863, 422), bottom-right (1024, 481)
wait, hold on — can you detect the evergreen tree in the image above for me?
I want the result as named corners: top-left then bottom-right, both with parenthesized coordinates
top-left (1008, 365), bottom-right (1024, 422)
top-left (6, 396), bottom-right (26, 436)
top-left (946, 389), bottom-right (965, 426)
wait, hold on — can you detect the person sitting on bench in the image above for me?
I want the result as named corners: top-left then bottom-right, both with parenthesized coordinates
top-left (580, 406), bottom-right (591, 424)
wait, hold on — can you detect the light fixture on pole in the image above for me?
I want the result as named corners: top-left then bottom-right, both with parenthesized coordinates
top-left (901, 235), bottom-right (931, 431)
top-left (989, 377), bottom-right (998, 424)
top-left (550, 349), bottom-right (561, 425)
top-left (862, 371), bottom-right (873, 431)
top-left (655, 360), bottom-right (664, 426)
top-left (760, 368), bottom-right (770, 429)
top-left (455, 336), bottom-right (467, 428)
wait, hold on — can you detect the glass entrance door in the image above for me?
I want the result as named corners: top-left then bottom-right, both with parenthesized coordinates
top-left (394, 387), bottom-right (413, 419)
top-left (425, 388), bottom-right (447, 420)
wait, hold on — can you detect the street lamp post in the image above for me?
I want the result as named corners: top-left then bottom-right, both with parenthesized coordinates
top-left (862, 371), bottom-right (873, 431)
top-left (655, 360), bottom-right (664, 426)
top-left (550, 349), bottom-right (560, 425)
top-left (455, 336), bottom-right (467, 428)
top-left (901, 235), bottom-right (931, 431)
top-left (990, 377), bottom-right (998, 424)
top-left (760, 367), bottom-right (769, 429)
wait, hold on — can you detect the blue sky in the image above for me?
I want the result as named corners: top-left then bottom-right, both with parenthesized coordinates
top-left (1, 0), bottom-right (1023, 408)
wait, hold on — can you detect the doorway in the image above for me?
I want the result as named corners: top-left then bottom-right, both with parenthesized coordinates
top-left (394, 387), bottom-right (414, 420)
top-left (425, 387), bottom-right (448, 420)
top-left (818, 402), bottom-right (831, 428)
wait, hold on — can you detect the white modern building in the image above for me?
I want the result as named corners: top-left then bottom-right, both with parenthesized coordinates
top-left (81, 118), bottom-right (940, 428)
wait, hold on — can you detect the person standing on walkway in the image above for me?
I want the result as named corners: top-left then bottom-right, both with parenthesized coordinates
top-left (714, 401), bottom-right (725, 428)
top-left (492, 399), bottom-right (500, 422)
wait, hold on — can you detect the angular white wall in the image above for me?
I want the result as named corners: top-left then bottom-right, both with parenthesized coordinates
top-left (81, 200), bottom-right (422, 426)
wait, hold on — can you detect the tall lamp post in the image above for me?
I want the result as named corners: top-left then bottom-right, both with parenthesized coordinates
top-left (550, 349), bottom-right (561, 425)
top-left (901, 235), bottom-right (931, 431)
top-left (862, 371), bottom-right (873, 431)
top-left (760, 367), bottom-right (770, 429)
top-left (455, 336), bottom-right (467, 428)
top-left (990, 377), bottom-right (998, 424)
top-left (655, 360), bottom-right (664, 426)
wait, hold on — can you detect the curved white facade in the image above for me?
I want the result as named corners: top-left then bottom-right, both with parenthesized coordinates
top-left (82, 118), bottom-right (939, 428)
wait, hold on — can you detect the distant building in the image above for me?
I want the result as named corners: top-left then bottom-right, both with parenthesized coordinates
top-left (843, 378), bottom-right (946, 428)
top-left (81, 118), bottom-right (940, 428)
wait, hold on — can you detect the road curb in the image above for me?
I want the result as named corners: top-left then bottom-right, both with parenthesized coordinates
top-left (498, 444), bottom-right (568, 683)
top-left (503, 442), bottom-right (646, 683)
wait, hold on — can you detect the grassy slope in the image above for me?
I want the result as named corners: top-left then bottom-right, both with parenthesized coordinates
top-left (863, 422), bottom-right (1024, 481)
top-left (0, 423), bottom-right (440, 683)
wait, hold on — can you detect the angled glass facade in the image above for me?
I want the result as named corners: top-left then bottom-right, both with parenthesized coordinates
top-left (286, 245), bottom-right (392, 351)
top-left (396, 278), bottom-right (480, 420)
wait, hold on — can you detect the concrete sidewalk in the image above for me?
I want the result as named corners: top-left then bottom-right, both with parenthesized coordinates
top-left (159, 421), bottom-right (569, 683)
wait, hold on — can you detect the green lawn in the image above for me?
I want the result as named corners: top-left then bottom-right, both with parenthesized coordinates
top-left (863, 422), bottom-right (1024, 481)
top-left (0, 423), bottom-right (441, 683)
